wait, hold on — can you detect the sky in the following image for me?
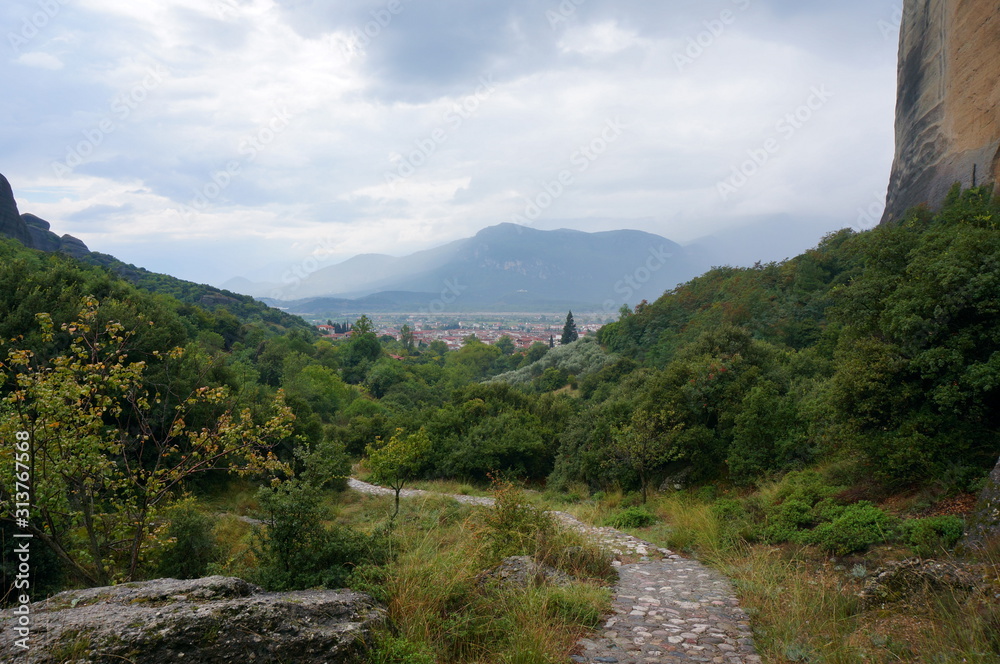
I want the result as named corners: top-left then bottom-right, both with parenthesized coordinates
top-left (1, 0), bottom-right (904, 289)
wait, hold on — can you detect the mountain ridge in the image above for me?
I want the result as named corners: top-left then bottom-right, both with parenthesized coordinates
top-left (231, 222), bottom-right (700, 313)
top-left (0, 172), bottom-right (313, 333)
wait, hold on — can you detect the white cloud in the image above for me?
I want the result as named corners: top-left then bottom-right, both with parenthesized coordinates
top-left (2, 0), bottom-right (901, 286)
top-left (16, 52), bottom-right (64, 69)
top-left (558, 21), bottom-right (642, 56)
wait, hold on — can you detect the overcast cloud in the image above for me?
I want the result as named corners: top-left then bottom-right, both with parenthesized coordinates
top-left (1, 0), bottom-right (903, 286)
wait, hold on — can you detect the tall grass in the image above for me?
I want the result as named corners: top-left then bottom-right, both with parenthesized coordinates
top-left (351, 489), bottom-right (613, 663)
top-left (607, 491), bottom-right (1000, 664)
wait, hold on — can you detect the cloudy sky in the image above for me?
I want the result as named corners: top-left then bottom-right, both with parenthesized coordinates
top-left (2, 0), bottom-right (903, 288)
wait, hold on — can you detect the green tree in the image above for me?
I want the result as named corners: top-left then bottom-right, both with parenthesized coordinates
top-left (366, 428), bottom-right (432, 519)
top-left (352, 315), bottom-right (375, 335)
top-left (610, 409), bottom-right (680, 503)
top-left (399, 324), bottom-right (415, 352)
top-left (495, 335), bottom-right (515, 356)
top-left (343, 315), bottom-right (382, 384)
top-left (0, 300), bottom-right (294, 586)
top-left (561, 311), bottom-right (579, 345)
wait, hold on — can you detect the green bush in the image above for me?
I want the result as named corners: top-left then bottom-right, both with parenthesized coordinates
top-left (156, 498), bottom-right (219, 580)
top-left (367, 634), bottom-right (436, 664)
top-left (711, 498), bottom-right (757, 545)
top-left (807, 502), bottom-right (896, 556)
top-left (476, 479), bottom-right (555, 564)
top-left (900, 515), bottom-right (965, 557)
top-left (606, 506), bottom-right (657, 529)
top-left (757, 471), bottom-right (848, 544)
top-left (251, 481), bottom-right (388, 590)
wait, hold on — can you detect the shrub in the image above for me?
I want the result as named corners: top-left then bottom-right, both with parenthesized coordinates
top-left (900, 515), bottom-right (965, 557)
top-left (156, 498), bottom-right (218, 580)
top-left (807, 502), bottom-right (897, 556)
top-left (535, 528), bottom-right (616, 583)
top-left (251, 480), bottom-right (388, 590)
top-left (475, 478), bottom-right (555, 564)
top-left (711, 498), bottom-right (757, 546)
top-left (606, 506), bottom-right (657, 529)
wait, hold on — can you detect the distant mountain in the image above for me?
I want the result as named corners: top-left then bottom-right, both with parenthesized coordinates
top-left (232, 223), bottom-right (702, 314)
top-left (0, 172), bottom-right (312, 333)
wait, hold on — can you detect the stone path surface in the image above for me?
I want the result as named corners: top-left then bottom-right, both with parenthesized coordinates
top-left (348, 479), bottom-right (759, 663)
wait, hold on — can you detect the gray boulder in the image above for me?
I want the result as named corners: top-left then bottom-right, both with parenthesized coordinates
top-left (479, 556), bottom-right (572, 589)
top-left (961, 455), bottom-right (1000, 553)
top-left (858, 559), bottom-right (982, 608)
top-left (0, 576), bottom-right (385, 663)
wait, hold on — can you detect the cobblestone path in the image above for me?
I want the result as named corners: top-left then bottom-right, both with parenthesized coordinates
top-left (348, 479), bottom-right (760, 663)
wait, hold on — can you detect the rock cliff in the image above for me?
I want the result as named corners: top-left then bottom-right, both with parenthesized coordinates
top-left (0, 576), bottom-right (385, 663)
top-left (0, 173), bottom-right (33, 247)
top-left (0, 172), bottom-right (91, 255)
top-left (882, 0), bottom-right (1000, 223)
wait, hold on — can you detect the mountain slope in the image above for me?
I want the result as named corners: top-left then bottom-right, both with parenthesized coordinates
top-left (0, 172), bottom-right (313, 333)
top-left (239, 223), bottom-right (700, 313)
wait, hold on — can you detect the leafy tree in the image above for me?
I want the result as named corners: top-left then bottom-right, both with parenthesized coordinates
top-left (495, 335), bottom-right (515, 356)
top-left (366, 428), bottom-right (432, 519)
top-left (352, 315), bottom-right (375, 335)
top-left (399, 324), bottom-right (415, 352)
top-left (343, 315), bottom-right (382, 384)
top-left (561, 311), bottom-right (579, 345)
top-left (524, 341), bottom-right (549, 365)
top-left (0, 300), bottom-right (293, 586)
top-left (610, 409), bottom-right (681, 503)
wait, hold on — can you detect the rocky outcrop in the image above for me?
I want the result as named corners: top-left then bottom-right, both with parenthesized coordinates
top-left (961, 455), bottom-right (1000, 552)
top-left (0, 173), bottom-right (91, 256)
top-left (479, 556), bottom-right (572, 589)
top-left (22, 214), bottom-right (61, 252)
top-left (0, 173), bottom-right (33, 247)
top-left (858, 558), bottom-right (985, 607)
top-left (882, 0), bottom-right (1000, 223)
top-left (57, 233), bottom-right (91, 259)
top-left (0, 576), bottom-right (385, 663)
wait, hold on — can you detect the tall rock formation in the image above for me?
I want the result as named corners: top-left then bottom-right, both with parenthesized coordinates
top-left (0, 173), bottom-right (33, 246)
top-left (882, 0), bottom-right (1000, 223)
top-left (0, 172), bottom-right (91, 255)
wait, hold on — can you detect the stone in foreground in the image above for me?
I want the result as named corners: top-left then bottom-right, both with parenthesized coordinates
top-left (0, 576), bottom-right (385, 663)
top-left (961, 455), bottom-right (1000, 554)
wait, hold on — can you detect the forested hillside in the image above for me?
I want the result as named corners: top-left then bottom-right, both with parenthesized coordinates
top-left (576, 185), bottom-right (1000, 492)
top-left (1, 186), bottom-right (998, 663)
